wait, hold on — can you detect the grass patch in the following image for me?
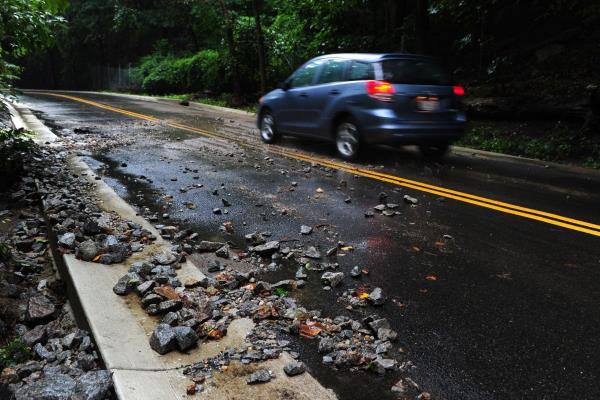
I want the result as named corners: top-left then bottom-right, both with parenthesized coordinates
top-left (458, 124), bottom-right (600, 168)
top-left (0, 339), bottom-right (30, 369)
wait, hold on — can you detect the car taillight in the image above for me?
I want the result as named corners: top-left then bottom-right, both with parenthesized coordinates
top-left (366, 80), bottom-right (395, 102)
top-left (453, 85), bottom-right (465, 96)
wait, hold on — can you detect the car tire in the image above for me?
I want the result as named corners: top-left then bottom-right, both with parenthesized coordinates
top-left (419, 143), bottom-right (450, 159)
top-left (335, 118), bottom-right (361, 161)
top-left (259, 111), bottom-right (280, 144)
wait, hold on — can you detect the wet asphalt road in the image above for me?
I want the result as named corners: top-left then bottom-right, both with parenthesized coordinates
top-left (20, 91), bottom-right (600, 400)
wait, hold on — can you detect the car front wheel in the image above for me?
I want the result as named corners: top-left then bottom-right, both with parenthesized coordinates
top-left (335, 119), bottom-right (361, 161)
top-left (259, 111), bottom-right (279, 143)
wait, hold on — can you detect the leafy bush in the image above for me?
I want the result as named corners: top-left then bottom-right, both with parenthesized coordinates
top-left (131, 50), bottom-right (223, 94)
top-left (459, 125), bottom-right (600, 167)
top-left (0, 339), bottom-right (30, 369)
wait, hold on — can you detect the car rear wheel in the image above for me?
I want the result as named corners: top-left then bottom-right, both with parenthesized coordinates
top-left (335, 119), bottom-right (361, 161)
top-left (419, 143), bottom-right (450, 159)
top-left (259, 111), bottom-right (279, 143)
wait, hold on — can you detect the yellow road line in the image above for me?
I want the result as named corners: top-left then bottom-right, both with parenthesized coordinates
top-left (29, 91), bottom-right (600, 238)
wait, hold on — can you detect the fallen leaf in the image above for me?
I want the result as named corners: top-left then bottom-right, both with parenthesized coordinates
top-left (425, 275), bottom-right (438, 281)
top-left (92, 255), bottom-right (101, 262)
top-left (412, 246), bottom-right (421, 252)
top-left (340, 246), bottom-right (354, 251)
top-left (316, 188), bottom-right (324, 193)
top-left (299, 321), bottom-right (323, 338)
top-left (241, 283), bottom-right (256, 291)
top-left (434, 241), bottom-right (446, 248)
top-left (207, 329), bottom-right (224, 340)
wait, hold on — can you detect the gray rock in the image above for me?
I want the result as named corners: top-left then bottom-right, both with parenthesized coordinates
top-left (158, 300), bottom-right (182, 314)
top-left (377, 328), bottom-right (398, 342)
top-left (245, 232), bottom-right (266, 245)
top-left (58, 232), bottom-right (76, 249)
top-left (246, 368), bottom-right (271, 384)
top-left (215, 245), bottom-right (229, 258)
top-left (283, 361), bottom-right (306, 376)
top-left (207, 259), bottom-right (222, 272)
top-left (321, 272), bottom-right (344, 288)
top-left (326, 246), bottom-right (337, 257)
top-left (33, 343), bottom-right (55, 361)
top-left (350, 265), bottom-right (361, 278)
top-left (161, 312), bottom-right (179, 326)
top-left (149, 324), bottom-right (177, 354)
top-left (364, 210), bottom-right (375, 218)
top-left (371, 357), bottom-right (397, 374)
top-left (403, 195), bottom-right (418, 205)
top-left (76, 240), bottom-right (98, 262)
top-left (73, 370), bottom-right (113, 400)
top-left (368, 287), bottom-right (385, 305)
top-left (112, 272), bottom-right (142, 296)
top-left (318, 337), bottom-right (335, 354)
top-left (174, 326), bottom-right (198, 351)
top-left (196, 241), bottom-right (227, 252)
top-left (26, 294), bottom-right (56, 322)
top-left (15, 371), bottom-right (76, 400)
top-left (22, 324), bottom-right (47, 347)
top-left (136, 280), bottom-right (155, 296)
top-left (369, 318), bottom-right (390, 332)
top-left (295, 267), bottom-right (307, 280)
top-left (141, 293), bottom-right (163, 308)
top-left (304, 246), bottom-right (321, 259)
top-left (300, 225), bottom-right (312, 235)
top-left (153, 250), bottom-right (177, 265)
top-left (250, 241), bottom-right (280, 256)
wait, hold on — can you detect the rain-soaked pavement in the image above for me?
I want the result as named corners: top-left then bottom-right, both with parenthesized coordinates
top-left (19, 91), bottom-right (600, 399)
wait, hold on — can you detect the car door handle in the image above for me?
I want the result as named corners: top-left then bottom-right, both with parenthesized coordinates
top-left (299, 92), bottom-right (309, 97)
top-left (329, 90), bottom-right (340, 95)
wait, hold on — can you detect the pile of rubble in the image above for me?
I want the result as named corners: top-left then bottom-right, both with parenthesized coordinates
top-left (0, 145), bottom-right (113, 398)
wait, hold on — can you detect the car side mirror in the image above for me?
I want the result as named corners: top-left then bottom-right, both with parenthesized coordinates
top-left (279, 81), bottom-right (291, 91)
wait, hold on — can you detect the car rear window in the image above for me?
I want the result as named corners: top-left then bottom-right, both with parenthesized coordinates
top-left (381, 59), bottom-right (452, 85)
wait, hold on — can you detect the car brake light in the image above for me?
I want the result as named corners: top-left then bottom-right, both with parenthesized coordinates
top-left (453, 85), bottom-right (465, 96)
top-left (366, 80), bottom-right (395, 102)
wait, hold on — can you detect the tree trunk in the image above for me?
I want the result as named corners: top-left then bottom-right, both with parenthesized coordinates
top-left (415, 0), bottom-right (431, 54)
top-left (251, 0), bottom-right (267, 95)
top-left (218, 0), bottom-right (242, 100)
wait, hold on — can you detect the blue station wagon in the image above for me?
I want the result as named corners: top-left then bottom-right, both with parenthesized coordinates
top-left (257, 53), bottom-right (467, 160)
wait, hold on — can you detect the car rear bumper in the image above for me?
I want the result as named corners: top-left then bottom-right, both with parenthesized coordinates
top-left (355, 108), bottom-right (466, 145)
top-left (362, 122), bottom-right (465, 145)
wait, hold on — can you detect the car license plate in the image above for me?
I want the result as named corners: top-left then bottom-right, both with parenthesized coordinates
top-left (416, 97), bottom-right (440, 112)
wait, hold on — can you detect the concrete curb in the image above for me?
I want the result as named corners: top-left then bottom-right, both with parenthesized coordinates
top-left (7, 99), bottom-right (337, 400)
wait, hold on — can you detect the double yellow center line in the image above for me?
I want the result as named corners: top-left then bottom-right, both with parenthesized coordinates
top-left (32, 92), bottom-right (600, 237)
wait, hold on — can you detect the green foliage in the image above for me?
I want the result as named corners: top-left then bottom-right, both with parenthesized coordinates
top-left (132, 50), bottom-right (223, 94)
top-left (273, 287), bottom-right (289, 297)
top-left (0, 339), bottom-right (31, 369)
top-left (459, 125), bottom-right (600, 167)
top-left (0, 0), bottom-right (65, 89)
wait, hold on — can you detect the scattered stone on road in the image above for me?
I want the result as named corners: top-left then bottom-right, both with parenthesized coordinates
top-left (283, 361), bottom-right (306, 376)
top-left (246, 368), bottom-right (272, 384)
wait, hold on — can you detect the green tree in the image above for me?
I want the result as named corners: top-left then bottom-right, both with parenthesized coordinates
top-left (0, 0), bottom-right (65, 90)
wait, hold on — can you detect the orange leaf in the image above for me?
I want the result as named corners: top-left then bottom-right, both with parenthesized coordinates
top-left (299, 321), bottom-right (322, 338)
top-left (154, 285), bottom-right (180, 300)
top-left (435, 241), bottom-right (446, 248)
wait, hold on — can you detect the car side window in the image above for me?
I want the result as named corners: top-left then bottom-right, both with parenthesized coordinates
top-left (348, 61), bottom-right (374, 81)
top-left (317, 59), bottom-right (350, 84)
top-left (289, 61), bottom-right (322, 88)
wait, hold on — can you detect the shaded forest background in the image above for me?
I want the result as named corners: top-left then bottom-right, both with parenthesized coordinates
top-left (8, 0), bottom-right (600, 166)
top-left (18, 1), bottom-right (600, 105)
